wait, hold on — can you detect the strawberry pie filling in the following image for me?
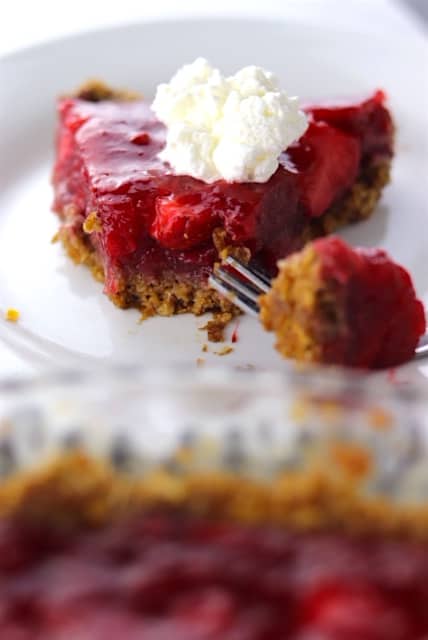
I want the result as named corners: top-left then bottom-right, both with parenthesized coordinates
top-left (316, 237), bottom-right (426, 367)
top-left (1, 512), bottom-right (427, 639)
top-left (53, 91), bottom-right (393, 294)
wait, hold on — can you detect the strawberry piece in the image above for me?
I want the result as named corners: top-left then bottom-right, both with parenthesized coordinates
top-left (299, 582), bottom-right (413, 640)
top-left (101, 194), bottom-right (140, 258)
top-left (151, 193), bottom-right (220, 250)
top-left (305, 90), bottom-right (394, 156)
top-left (287, 120), bottom-right (361, 217)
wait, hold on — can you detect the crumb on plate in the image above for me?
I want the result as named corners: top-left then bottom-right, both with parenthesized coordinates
top-left (200, 311), bottom-right (234, 342)
top-left (5, 308), bottom-right (20, 323)
top-left (214, 345), bottom-right (234, 356)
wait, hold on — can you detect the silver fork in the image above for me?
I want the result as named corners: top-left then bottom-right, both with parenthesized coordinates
top-left (209, 255), bottom-right (428, 360)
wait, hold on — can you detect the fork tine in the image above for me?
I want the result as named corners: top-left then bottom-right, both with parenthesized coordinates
top-left (224, 256), bottom-right (271, 293)
top-left (209, 274), bottom-right (259, 316)
top-left (415, 341), bottom-right (428, 359)
top-left (213, 267), bottom-right (261, 304)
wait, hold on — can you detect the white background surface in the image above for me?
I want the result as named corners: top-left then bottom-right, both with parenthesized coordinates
top-left (0, 0), bottom-right (427, 377)
top-left (0, 0), bottom-right (427, 57)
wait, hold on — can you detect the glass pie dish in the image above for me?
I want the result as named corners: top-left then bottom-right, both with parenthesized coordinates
top-left (1, 365), bottom-right (428, 639)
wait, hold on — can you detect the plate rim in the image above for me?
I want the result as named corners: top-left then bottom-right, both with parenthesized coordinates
top-left (2, 13), bottom-right (427, 68)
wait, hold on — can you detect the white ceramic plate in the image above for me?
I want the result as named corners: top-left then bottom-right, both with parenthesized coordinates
top-left (1, 18), bottom-right (428, 377)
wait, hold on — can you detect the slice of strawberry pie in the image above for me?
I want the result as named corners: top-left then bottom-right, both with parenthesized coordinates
top-left (52, 64), bottom-right (393, 322)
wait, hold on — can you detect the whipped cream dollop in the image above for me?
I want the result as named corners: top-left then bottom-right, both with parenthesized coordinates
top-left (152, 58), bottom-right (308, 184)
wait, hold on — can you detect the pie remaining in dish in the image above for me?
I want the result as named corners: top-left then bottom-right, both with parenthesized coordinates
top-left (260, 236), bottom-right (426, 368)
top-left (52, 81), bottom-right (393, 321)
top-left (1, 453), bottom-right (428, 639)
